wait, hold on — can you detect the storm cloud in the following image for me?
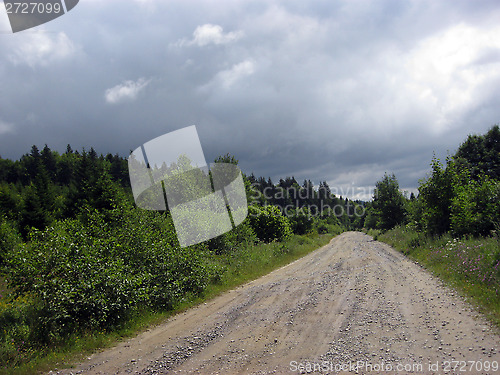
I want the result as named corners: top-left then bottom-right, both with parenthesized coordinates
top-left (1, 0), bottom-right (499, 199)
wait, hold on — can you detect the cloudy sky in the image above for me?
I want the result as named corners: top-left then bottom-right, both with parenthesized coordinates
top-left (0, 0), bottom-right (499, 199)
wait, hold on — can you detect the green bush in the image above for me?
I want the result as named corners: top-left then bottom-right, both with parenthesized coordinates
top-left (3, 207), bottom-right (219, 344)
top-left (0, 217), bottom-right (21, 269)
top-left (0, 294), bottom-right (33, 365)
top-left (366, 228), bottom-right (381, 240)
top-left (285, 207), bottom-right (314, 235)
top-left (450, 175), bottom-right (500, 237)
top-left (316, 223), bottom-right (328, 234)
top-left (247, 205), bottom-right (292, 242)
top-left (208, 221), bottom-right (257, 255)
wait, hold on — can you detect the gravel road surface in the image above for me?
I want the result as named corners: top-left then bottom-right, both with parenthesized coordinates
top-left (53, 232), bottom-right (500, 374)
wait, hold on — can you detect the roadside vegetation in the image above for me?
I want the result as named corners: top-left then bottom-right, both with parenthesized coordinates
top-left (378, 226), bottom-right (500, 325)
top-left (5, 124), bottom-right (496, 372)
top-left (0, 147), bottom-right (347, 373)
top-left (361, 125), bottom-right (500, 326)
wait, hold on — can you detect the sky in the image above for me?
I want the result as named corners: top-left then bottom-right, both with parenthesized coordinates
top-left (0, 0), bottom-right (499, 200)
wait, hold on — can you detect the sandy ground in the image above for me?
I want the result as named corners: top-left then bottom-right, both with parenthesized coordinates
top-left (52, 232), bottom-right (500, 374)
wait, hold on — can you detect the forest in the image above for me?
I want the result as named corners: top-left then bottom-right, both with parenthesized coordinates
top-left (0, 144), bottom-right (351, 371)
top-left (0, 125), bottom-right (498, 372)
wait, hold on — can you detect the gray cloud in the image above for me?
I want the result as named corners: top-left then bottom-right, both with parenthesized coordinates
top-left (105, 78), bottom-right (151, 104)
top-left (0, 119), bottom-right (14, 135)
top-left (1, 0), bottom-right (499, 199)
top-left (174, 23), bottom-right (244, 47)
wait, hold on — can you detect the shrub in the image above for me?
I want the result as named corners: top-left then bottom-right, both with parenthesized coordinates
top-left (317, 223), bottom-right (329, 234)
top-left (208, 221), bottom-right (257, 255)
top-left (450, 175), bottom-right (500, 237)
top-left (3, 207), bottom-right (219, 344)
top-left (0, 217), bottom-right (21, 269)
top-left (287, 208), bottom-right (313, 235)
top-left (247, 205), bottom-right (292, 242)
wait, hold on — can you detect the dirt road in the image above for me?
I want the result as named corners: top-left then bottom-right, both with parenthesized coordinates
top-left (53, 232), bottom-right (500, 374)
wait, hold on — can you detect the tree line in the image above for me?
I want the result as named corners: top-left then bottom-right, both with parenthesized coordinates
top-left (0, 145), bottom-right (363, 245)
top-left (0, 145), bottom-right (130, 239)
top-left (364, 125), bottom-right (500, 237)
top-left (0, 143), bottom-right (345, 361)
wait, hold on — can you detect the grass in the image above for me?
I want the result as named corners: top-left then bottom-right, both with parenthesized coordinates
top-left (0, 230), bottom-right (339, 375)
top-left (364, 228), bottom-right (382, 240)
top-left (375, 226), bottom-right (500, 327)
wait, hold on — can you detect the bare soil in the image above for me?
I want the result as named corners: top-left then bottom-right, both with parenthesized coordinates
top-left (52, 232), bottom-right (500, 374)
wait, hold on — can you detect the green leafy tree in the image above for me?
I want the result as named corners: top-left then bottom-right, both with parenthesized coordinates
top-left (415, 126), bottom-right (500, 237)
top-left (370, 174), bottom-right (407, 230)
top-left (454, 125), bottom-right (500, 180)
top-left (418, 157), bottom-right (454, 235)
top-left (450, 166), bottom-right (500, 237)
